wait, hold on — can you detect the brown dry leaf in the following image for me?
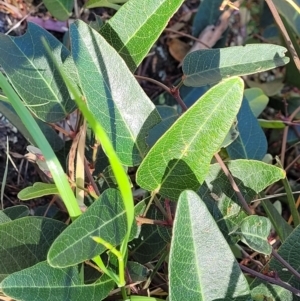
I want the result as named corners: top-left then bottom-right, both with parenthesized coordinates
top-left (167, 38), bottom-right (191, 62)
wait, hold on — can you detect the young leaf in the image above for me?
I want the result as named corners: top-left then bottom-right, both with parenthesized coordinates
top-left (0, 217), bottom-right (66, 282)
top-left (70, 20), bottom-right (161, 166)
top-left (18, 183), bottom-right (58, 200)
top-left (182, 45), bottom-right (289, 87)
top-left (0, 23), bottom-right (76, 122)
top-left (137, 77), bottom-right (244, 199)
top-left (236, 216), bottom-right (272, 255)
top-left (169, 190), bottom-right (251, 301)
top-left (48, 188), bottom-right (127, 268)
top-left (1, 261), bottom-right (114, 301)
top-left (100, 0), bottom-right (185, 71)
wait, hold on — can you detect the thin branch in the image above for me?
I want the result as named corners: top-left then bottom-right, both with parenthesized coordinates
top-left (240, 264), bottom-right (300, 297)
top-left (214, 153), bottom-right (254, 215)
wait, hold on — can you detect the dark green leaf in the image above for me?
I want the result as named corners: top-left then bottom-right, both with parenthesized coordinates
top-left (169, 190), bottom-right (251, 301)
top-left (0, 23), bottom-right (76, 122)
top-left (70, 20), bottom-right (161, 166)
top-left (226, 96), bottom-right (267, 160)
top-left (100, 0), bottom-right (185, 71)
top-left (1, 261), bottom-right (114, 301)
top-left (48, 188), bottom-right (127, 267)
top-left (0, 217), bottom-right (66, 281)
top-left (182, 45), bottom-right (289, 87)
top-left (137, 77), bottom-right (244, 199)
top-left (3, 205), bottom-right (30, 220)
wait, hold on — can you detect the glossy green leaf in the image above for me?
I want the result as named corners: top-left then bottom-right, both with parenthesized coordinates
top-left (48, 188), bottom-right (127, 267)
top-left (2, 205), bottom-right (30, 220)
top-left (0, 23), bottom-right (76, 122)
top-left (0, 217), bottom-right (66, 281)
top-left (226, 96), bottom-right (267, 160)
top-left (137, 77), bottom-right (244, 199)
top-left (130, 297), bottom-right (165, 301)
top-left (182, 45), bottom-right (289, 87)
top-left (100, 0), bottom-right (185, 71)
top-left (1, 261), bottom-right (114, 301)
top-left (70, 20), bottom-right (161, 166)
top-left (18, 183), bottom-right (58, 200)
top-left (244, 88), bottom-right (269, 117)
top-left (237, 216), bottom-right (272, 255)
top-left (43, 0), bottom-right (73, 20)
top-left (169, 190), bottom-right (251, 301)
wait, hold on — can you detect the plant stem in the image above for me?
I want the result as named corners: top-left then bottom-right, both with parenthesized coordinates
top-left (265, 0), bottom-right (300, 71)
top-left (271, 249), bottom-right (300, 281)
top-left (240, 264), bottom-right (300, 297)
top-left (214, 153), bottom-right (254, 215)
top-left (276, 157), bottom-right (300, 226)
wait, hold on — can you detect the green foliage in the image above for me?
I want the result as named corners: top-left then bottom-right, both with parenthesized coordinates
top-left (0, 1), bottom-right (299, 301)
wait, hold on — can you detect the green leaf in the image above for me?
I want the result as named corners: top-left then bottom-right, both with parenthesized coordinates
top-left (258, 119), bottom-right (285, 129)
top-left (137, 77), bottom-right (244, 199)
top-left (0, 23), bottom-right (76, 122)
top-left (70, 20), bottom-right (161, 166)
top-left (261, 200), bottom-right (292, 242)
top-left (169, 190), bottom-right (251, 301)
top-left (226, 96), bottom-right (267, 160)
top-left (236, 216), bottom-right (272, 255)
top-left (226, 160), bottom-right (285, 193)
top-left (182, 45), bottom-right (289, 87)
top-left (18, 182), bottom-right (59, 200)
top-left (100, 0), bottom-right (185, 71)
top-left (198, 161), bottom-right (285, 244)
top-left (1, 261), bottom-right (114, 301)
top-left (244, 88), bottom-right (269, 118)
top-left (48, 188), bottom-right (127, 267)
top-left (0, 217), bottom-right (66, 281)
top-left (85, 0), bottom-right (126, 10)
top-left (3, 205), bottom-right (30, 220)
top-left (43, 0), bottom-right (73, 21)
top-left (0, 212), bottom-right (11, 224)
top-left (251, 283), bottom-right (292, 301)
